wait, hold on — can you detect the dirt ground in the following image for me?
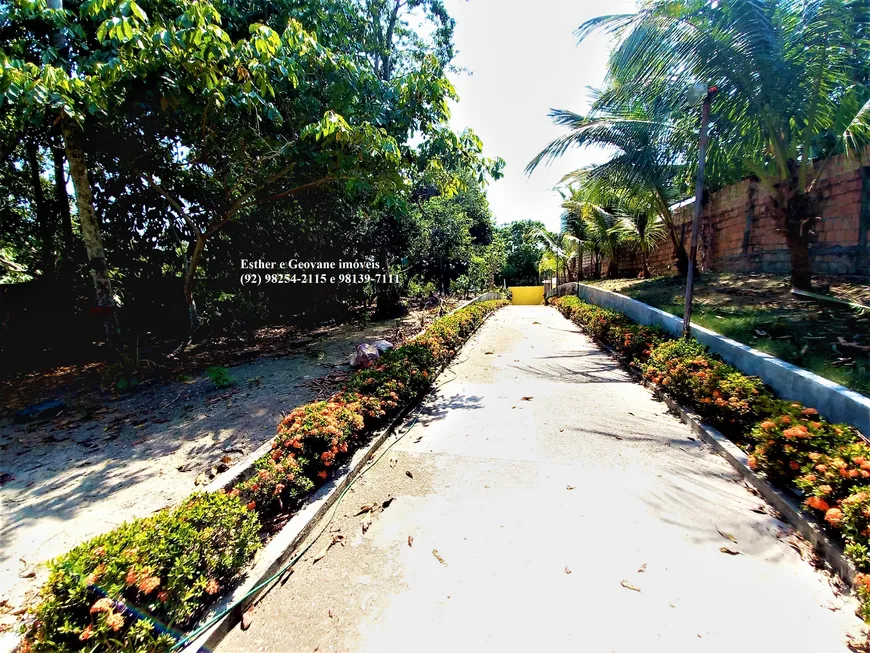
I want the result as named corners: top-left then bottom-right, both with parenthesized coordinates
top-left (0, 307), bottom-right (445, 634)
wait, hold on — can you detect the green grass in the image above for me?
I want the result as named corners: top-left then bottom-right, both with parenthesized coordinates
top-left (587, 274), bottom-right (870, 397)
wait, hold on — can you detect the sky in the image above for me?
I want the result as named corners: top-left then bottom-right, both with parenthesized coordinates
top-left (443, 0), bottom-right (637, 232)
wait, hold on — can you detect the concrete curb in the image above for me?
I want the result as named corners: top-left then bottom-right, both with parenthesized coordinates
top-left (185, 295), bottom-right (502, 651)
top-left (572, 282), bottom-right (870, 437)
top-left (563, 312), bottom-right (858, 589)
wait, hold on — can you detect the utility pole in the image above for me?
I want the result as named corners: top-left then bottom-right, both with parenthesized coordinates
top-left (682, 86), bottom-right (717, 339)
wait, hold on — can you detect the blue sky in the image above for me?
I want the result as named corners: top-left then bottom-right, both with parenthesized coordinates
top-left (443, 0), bottom-right (637, 232)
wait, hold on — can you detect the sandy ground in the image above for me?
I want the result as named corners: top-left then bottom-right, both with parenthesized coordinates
top-left (218, 305), bottom-right (866, 653)
top-left (0, 313), bottom-right (427, 631)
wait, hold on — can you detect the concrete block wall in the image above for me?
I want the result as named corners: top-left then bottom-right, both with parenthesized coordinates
top-left (576, 150), bottom-right (870, 279)
top-left (574, 283), bottom-right (870, 437)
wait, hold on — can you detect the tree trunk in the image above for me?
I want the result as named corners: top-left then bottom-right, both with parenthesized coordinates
top-left (784, 193), bottom-right (814, 290)
top-left (52, 140), bottom-right (75, 261)
top-left (26, 141), bottom-right (55, 279)
top-left (183, 234), bottom-right (206, 334)
top-left (641, 249), bottom-right (651, 279)
top-left (61, 116), bottom-right (119, 339)
top-left (673, 234), bottom-right (689, 276)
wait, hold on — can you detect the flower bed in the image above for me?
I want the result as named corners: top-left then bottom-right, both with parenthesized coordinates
top-left (23, 299), bottom-right (507, 652)
top-left (550, 294), bottom-right (870, 619)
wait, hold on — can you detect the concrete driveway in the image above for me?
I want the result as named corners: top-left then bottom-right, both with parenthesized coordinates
top-left (217, 305), bottom-right (864, 653)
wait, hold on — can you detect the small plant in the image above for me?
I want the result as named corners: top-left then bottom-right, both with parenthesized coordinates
top-left (101, 340), bottom-right (157, 392)
top-left (205, 366), bottom-right (235, 389)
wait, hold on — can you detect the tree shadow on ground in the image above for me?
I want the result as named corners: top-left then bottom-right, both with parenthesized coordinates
top-left (414, 392), bottom-right (484, 428)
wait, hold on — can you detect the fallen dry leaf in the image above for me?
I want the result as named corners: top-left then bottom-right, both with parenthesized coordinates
top-left (241, 607), bottom-right (254, 630)
top-left (532, 321), bottom-right (541, 324)
top-left (312, 544), bottom-right (331, 564)
top-left (716, 527), bottom-right (738, 544)
top-left (638, 563), bottom-right (647, 573)
top-left (382, 496), bottom-right (395, 509)
top-left (408, 535), bottom-right (414, 547)
top-left (361, 512), bottom-right (373, 534)
top-left (788, 541), bottom-right (803, 558)
top-left (432, 549), bottom-right (447, 566)
top-left (194, 472), bottom-right (209, 486)
top-left (719, 547), bottom-right (741, 556)
top-left (355, 503), bottom-right (377, 515)
top-left (389, 456), bottom-right (398, 468)
top-left (405, 470), bottom-right (414, 479)
top-left (620, 580), bottom-right (641, 592)
top-left (328, 609), bottom-right (334, 619)
top-left (750, 506), bottom-right (766, 514)
top-left (520, 396), bottom-right (533, 401)
top-left (564, 566), bottom-right (572, 574)
top-left (566, 485), bottom-right (576, 490)
top-left (484, 351), bottom-right (494, 355)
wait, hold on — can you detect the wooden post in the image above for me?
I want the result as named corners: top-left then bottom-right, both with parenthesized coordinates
top-left (683, 87), bottom-right (717, 339)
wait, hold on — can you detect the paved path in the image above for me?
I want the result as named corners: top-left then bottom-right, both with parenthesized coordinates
top-left (218, 305), bottom-right (863, 653)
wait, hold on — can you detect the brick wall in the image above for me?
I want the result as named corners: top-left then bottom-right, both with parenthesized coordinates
top-left (578, 150), bottom-right (870, 279)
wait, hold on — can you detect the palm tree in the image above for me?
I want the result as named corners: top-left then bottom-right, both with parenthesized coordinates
top-left (526, 228), bottom-right (571, 284)
top-left (528, 102), bottom-right (691, 275)
top-left (611, 205), bottom-right (667, 278)
top-left (559, 190), bottom-right (622, 278)
top-left (574, 0), bottom-right (870, 290)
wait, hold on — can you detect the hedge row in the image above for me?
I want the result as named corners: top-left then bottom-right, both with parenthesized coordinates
top-left (550, 295), bottom-right (870, 619)
top-left (23, 299), bottom-right (508, 653)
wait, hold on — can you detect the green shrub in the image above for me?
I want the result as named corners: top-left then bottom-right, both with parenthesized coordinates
top-left (26, 492), bottom-right (260, 652)
top-left (841, 490), bottom-right (870, 572)
top-left (641, 339), bottom-right (774, 434)
top-left (747, 401), bottom-right (858, 487)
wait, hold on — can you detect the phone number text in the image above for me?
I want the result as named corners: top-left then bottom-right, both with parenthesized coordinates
top-left (240, 273), bottom-right (400, 286)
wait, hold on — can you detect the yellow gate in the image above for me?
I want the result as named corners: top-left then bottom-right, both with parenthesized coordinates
top-left (509, 286), bottom-right (544, 305)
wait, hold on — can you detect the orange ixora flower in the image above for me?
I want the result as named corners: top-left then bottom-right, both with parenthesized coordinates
top-left (825, 508), bottom-right (844, 527)
top-left (157, 591), bottom-right (169, 603)
top-left (805, 496), bottom-right (830, 512)
top-left (79, 625), bottom-right (94, 641)
top-left (92, 546), bottom-right (107, 557)
top-left (105, 611), bottom-right (125, 632)
top-left (87, 563), bottom-right (106, 585)
top-left (760, 421), bottom-right (776, 432)
top-left (138, 575), bottom-right (160, 595)
top-left (801, 407), bottom-right (819, 417)
top-left (90, 598), bottom-right (114, 614)
top-left (747, 456), bottom-right (758, 470)
top-left (125, 568), bottom-right (140, 586)
top-left (205, 579), bottom-right (220, 595)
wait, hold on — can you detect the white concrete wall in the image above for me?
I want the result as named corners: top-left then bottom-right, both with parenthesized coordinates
top-left (575, 283), bottom-right (870, 437)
